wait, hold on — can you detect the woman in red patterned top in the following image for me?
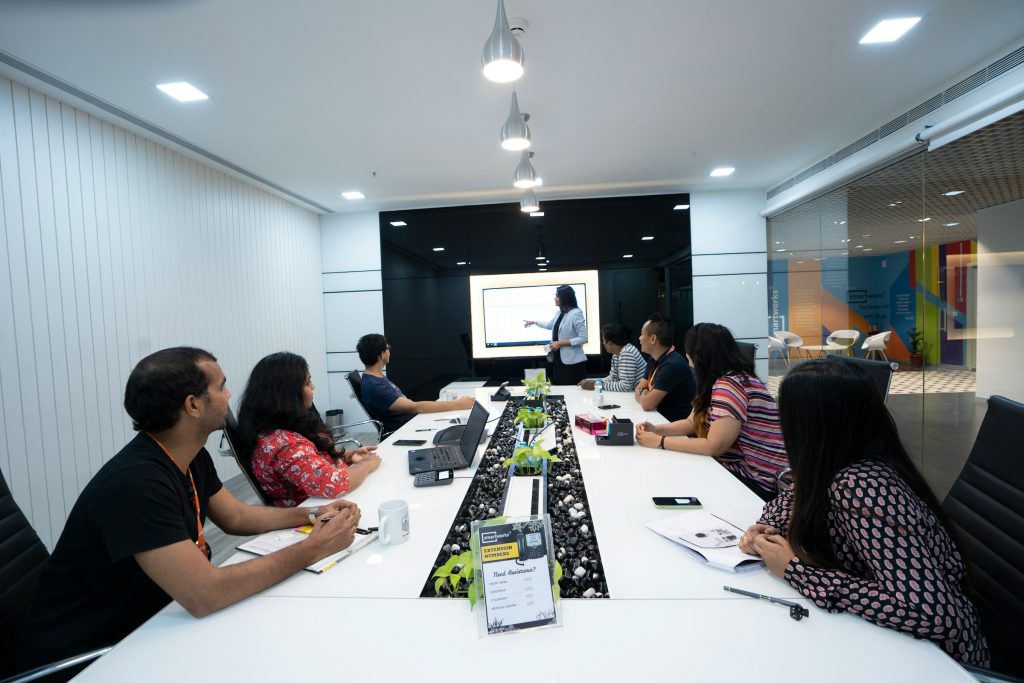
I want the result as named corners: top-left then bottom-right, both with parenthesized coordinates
top-left (236, 352), bottom-right (381, 507)
top-left (636, 323), bottom-right (788, 500)
top-left (740, 359), bottom-right (989, 666)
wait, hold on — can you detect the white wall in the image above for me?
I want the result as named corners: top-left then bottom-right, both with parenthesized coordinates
top-left (689, 190), bottom-right (769, 379)
top-left (320, 212), bottom-right (384, 425)
top-left (0, 75), bottom-right (326, 548)
top-left (976, 198), bottom-right (1024, 402)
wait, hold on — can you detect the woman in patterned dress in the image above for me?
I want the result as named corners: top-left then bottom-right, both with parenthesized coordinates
top-left (740, 358), bottom-right (989, 666)
top-left (236, 352), bottom-right (381, 507)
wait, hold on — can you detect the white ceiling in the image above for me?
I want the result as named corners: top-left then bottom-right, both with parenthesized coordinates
top-left (1, 0), bottom-right (1022, 214)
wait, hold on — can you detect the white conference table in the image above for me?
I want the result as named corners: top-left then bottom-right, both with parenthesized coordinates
top-left (74, 387), bottom-right (972, 681)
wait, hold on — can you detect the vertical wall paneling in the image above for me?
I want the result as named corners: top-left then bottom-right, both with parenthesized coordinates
top-left (0, 74), bottom-right (327, 549)
top-left (319, 212), bottom-right (384, 420)
top-left (690, 190), bottom-right (770, 380)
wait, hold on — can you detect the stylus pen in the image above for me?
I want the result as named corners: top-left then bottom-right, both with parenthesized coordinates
top-left (723, 586), bottom-right (810, 620)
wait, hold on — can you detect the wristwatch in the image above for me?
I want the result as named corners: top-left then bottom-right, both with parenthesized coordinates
top-left (659, 435), bottom-right (667, 450)
top-left (308, 506), bottom-right (320, 524)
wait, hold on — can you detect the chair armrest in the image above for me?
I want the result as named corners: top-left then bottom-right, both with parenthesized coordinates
top-left (334, 437), bottom-right (363, 449)
top-left (340, 419), bottom-right (383, 436)
top-left (2, 646), bottom-right (113, 683)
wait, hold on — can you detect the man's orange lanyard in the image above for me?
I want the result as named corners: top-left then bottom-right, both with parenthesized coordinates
top-left (646, 346), bottom-right (676, 390)
top-left (147, 434), bottom-right (211, 560)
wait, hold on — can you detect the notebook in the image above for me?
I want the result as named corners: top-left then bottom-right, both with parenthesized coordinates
top-left (645, 510), bottom-right (765, 573)
top-left (237, 525), bottom-right (377, 573)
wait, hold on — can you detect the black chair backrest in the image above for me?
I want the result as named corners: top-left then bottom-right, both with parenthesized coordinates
top-left (825, 353), bottom-right (897, 402)
top-left (0, 467), bottom-right (51, 677)
top-left (942, 395), bottom-right (1024, 677)
top-left (222, 406), bottom-right (270, 505)
top-left (736, 341), bottom-right (757, 366)
top-left (347, 370), bottom-right (362, 400)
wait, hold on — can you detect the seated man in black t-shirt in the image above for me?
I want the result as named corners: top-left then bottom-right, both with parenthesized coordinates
top-left (16, 347), bottom-right (363, 675)
top-left (635, 313), bottom-right (696, 422)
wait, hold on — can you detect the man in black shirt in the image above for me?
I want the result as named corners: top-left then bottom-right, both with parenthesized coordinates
top-left (635, 313), bottom-right (696, 422)
top-left (17, 347), bottom-right (362, 674)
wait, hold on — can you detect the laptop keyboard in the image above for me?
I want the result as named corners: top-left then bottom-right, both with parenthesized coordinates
top-left (433, 448), bottom-right (464, 467)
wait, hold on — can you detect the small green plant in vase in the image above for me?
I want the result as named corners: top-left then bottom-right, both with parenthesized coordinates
top-left (514, 406), bottom-right (547, 444)
top-left (503, 441), bottom-right (561, 476)
top-left (522, 372), bottom-right (552, 408)
top-left (907, 327), bottom-right (925, 369)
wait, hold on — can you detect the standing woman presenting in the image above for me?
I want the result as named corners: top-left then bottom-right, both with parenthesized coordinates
top-left (524, 285), bottom-right (589, 385)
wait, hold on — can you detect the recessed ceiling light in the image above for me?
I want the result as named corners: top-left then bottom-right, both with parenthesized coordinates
top-left (641, 236), bottom-right (654, 241)
top-left (538, 268), bottom-right (547, 272)
top-left (457, 261), bottom-right (467, 265)
top-left (840, 220), bottom-right (847, 225)
top-left (909, 235), bottom-right (916, 239)
top-left (855, 245), bottom-right (864, 249)
top-left (535, 256), bottom-right (545, 260)
top-left (775, 249), bottom-right (786, 252)
top-left (887, 201), bottom-right (903, 207)
top-left (390, 221), bottom-right (407, 227)
top-left (944, 222), bottom-right (960, 227)
top-left (797, 261), bottom-right (805, 264)
top-left (342, 191), bottom-right (365, 200)
top-left (673, 204), bottom-right (690, 210)
top-left (433, 247), bottom-right (445, 252)
top-left (710, 167), bottom-right (735, 177)
top-left (530, 211), bottom-right (545, 217)
top-left (894, 240), bottom-right (907, 244)
top-left (859, 17), bottom-right (921, 44)
top-left (863, 248), bottom-right (874, 252)
top-left (862, 234), bottom-right (871, 237)
top-left (623, 254), bottom-right (633, 259)
top-left (942, 190), bottom-right (966, 196)
top-left (156, 81), bottom-right (209, 102)
top-left (917, 217), bottom-right (931, 222)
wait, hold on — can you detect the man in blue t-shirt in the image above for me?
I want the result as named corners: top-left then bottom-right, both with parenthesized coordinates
top-left (356, 334), bottom-right (475, 434)
top-left (635, 313), bottom-right (696, 422)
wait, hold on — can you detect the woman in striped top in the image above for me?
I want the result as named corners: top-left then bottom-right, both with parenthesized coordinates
top-left (636, 323), bottom-right (788, 500)
top-left (578, 323), bottom-right (647, 392)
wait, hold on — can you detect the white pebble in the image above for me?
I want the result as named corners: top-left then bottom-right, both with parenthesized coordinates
top-left (580, 525), bottom-right (590, 534)
top-left (580, 556), bottom-right (589, 564)
top-left (451, 544), bottom-right (460, 553)
top-left (573, 567), bottom-right (586, 578)
top-left (582, 587), bottom-right (596, 598)
top-left (563, 495), bottom-right (574, 504)
top-left (573, 503), bottom-right (584, 510)
top-left (488, 508), bottom-right (496, 515)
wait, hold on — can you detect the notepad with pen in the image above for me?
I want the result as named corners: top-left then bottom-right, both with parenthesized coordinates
top-left (645, 511), bottom-right (765, 573)
top-left (237, 525), bottom-right (378, 573)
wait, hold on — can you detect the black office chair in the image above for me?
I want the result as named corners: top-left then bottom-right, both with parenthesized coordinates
top-left (220, 406), bottom-right (271, 505)
top-left (736, 341), bottom-right (757, 366)
top-left (825, 353), bottom-right (898, 402)
top-left (347, 370), bottom-right (362, 400)
top-left (942, 396), bottom-right (1024, 679)
top-left (0, 468), bottom-right (112, 682)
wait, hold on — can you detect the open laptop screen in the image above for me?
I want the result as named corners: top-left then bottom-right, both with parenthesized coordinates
top-left (458, 401), bottom-right (489, 463)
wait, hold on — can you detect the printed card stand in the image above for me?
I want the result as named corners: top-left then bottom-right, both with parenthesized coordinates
top-left (471, 514), bottom-right (562, 637)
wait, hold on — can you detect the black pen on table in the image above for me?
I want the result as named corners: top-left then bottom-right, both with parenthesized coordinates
top-left (319, 516), bottom-right (377, 536)
top-left (723, 585), bottom-right (810, 621)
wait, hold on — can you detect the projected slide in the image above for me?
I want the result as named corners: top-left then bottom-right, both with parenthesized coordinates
top-left (483, 284), bottom-right (587, 347)
top-left (469, 270), bottom-right (601, 359)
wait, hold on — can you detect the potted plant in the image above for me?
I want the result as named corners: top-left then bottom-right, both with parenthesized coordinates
top-left (522, 372), bottom-right (552, 409)
top-left (503, 441), bottom-right (561, 476)
top-left (514, 406), bottom-right (548, 444)
top-left (907, 328), bottom-right (925, 369)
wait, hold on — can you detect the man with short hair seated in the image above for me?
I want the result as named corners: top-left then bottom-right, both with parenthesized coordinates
top-left (635, 313), bottom-right (696, 421)
top-left (356, 333), bottom-right (474, 434)
top-left (16, 347), bottom-right (361, 676)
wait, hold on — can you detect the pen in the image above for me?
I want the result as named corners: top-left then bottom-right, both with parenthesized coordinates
top-left (723, 585), bottom-right (810, 621)
top-left (355, 527), bottom-right (370, 535)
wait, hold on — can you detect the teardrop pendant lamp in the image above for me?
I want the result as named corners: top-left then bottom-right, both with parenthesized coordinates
top-left (513, 151), bottom-right (538, 188)
top-left (481, 0), bottom-right (524, 83)
top-left (501, 91), bottom-right (531, 151)
top-left (520, 188), bottom-right (539, 213)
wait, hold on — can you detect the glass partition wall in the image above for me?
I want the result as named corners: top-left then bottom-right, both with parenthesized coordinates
top-left (766, 109), bottom-right (1024, 500)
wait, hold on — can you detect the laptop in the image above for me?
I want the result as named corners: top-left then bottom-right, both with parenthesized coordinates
top-left (408, 401), bottom-right (489, 474)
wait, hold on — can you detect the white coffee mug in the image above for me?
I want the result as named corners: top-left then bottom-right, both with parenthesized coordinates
top-left (378, 499), bottom-right (409, 545)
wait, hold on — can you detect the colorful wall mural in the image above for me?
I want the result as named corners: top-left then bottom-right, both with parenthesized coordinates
top-left (768, 240), bottom-right (975, 365)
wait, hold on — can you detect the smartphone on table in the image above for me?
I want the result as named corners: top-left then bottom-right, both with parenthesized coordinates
top-left (393, 439), bottom-right (427, 447)
top-left (652, 496), bottom-right (702, 509)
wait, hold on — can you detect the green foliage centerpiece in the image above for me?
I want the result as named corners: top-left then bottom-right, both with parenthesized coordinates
top-left (521, 371), bottom-right (552, 410)
top-left (503, 440), bottom-right (561, 477)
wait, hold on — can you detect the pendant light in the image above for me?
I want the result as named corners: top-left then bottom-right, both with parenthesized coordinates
top-left (481, 0), bottom-right (524, 83)
top-left (513, 151), bottom-right (538, 188)
top-left (520, 188), bottom-right (539, 213)
top-left (501, 92), bottom-right (531, 151)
